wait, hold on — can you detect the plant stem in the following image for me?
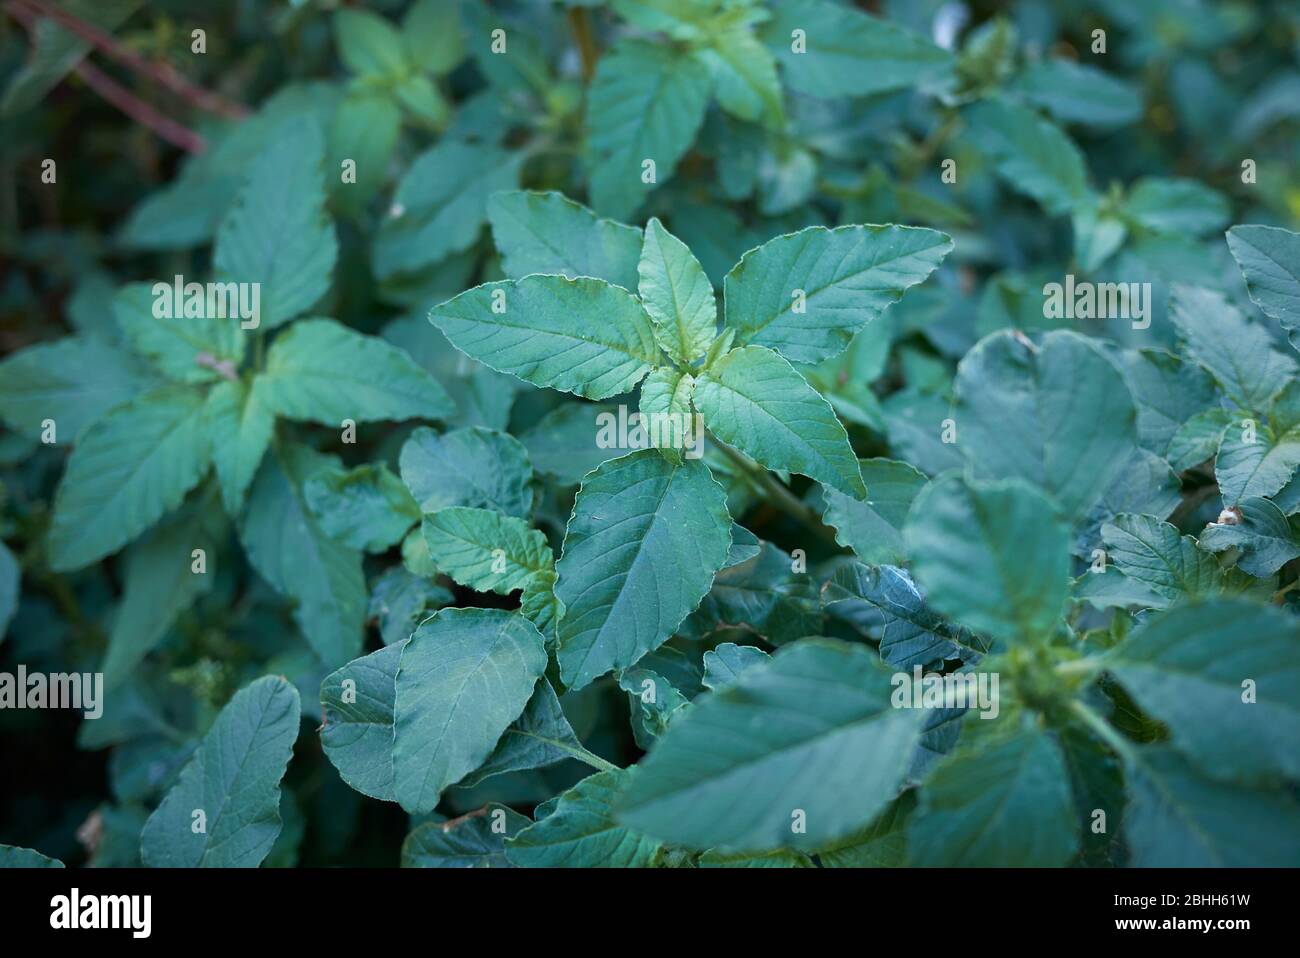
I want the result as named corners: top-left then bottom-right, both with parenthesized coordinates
top-left (72, 59), bottom-right (208, 153)
top-left (564, 742), bottom-right (619, 774)
top-left (1055, 657), bottom-right (1103, 678)
top-left (1069, 699), bottom-right (1137, 765)
top-left (10, 0), bottom-right (248, 118)
top-left (567, 6), bottom-right (598, 81)
top-left (709, 436), bottom-right (838, 544)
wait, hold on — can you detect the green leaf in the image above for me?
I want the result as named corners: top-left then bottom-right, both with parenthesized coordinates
top-left (320, 642), bottom-right (404, 802)
top-left (1168, 406), bottom-right (1234, 472)
top-left (953, 330), bottom-right (1139, 520)
top-left (213, 120), bottom-right (336, 329)
top-left (1107, 600), bottom-right (1300, 783)
top-left (1124, 178), bottom-right (1229, 236)
top-left (330, 91), bottom-right (402, 216)
top-left (617, 639), bottom-right (928, 851)
top-left (0, 845), bottom-right (64, 868)
top-left (682, 542), bottom-right (822, 645)
top-left (1226, 225), bottom-right (1300, 336)
top-left (392, 608), bottom-right (548, 814)
top-left (638, 218), bottom-right (717, 364)
top-left (259, 319), bottom-right (454, 425)
top-left (1124, 747), bottom-right (1300, 867)
top-left (239, 443), bottom-right (366, 667)
top-left (374, 141), bottom-right (521, 279)
top-left (102, 500), bottom-right (224, 688)
top-left (487, 190), bottom-right (642, 289)
top-left (0, 336), bottom-right (160, 440)
top-left (1013, 59), bottom-right (1141, 128)
top-left (403, 0), bottom-right (465, 75)
top-left (696, 345), bottom-right (865, 497)
top-left (422, 507), bottom-right (553, 596)
top-left (822, 458), bottom-right (928, 566)
top-left (1117, 347), bottom-right (1218, 457)
top-left (204, 379), bottom-right (274, 516)
top-left (304, 463), bottom-right (420, 553)
top-left (402, 804), bottom-right (530, 867)
top-left (1214, 383), bottom-right (1300, 504)
top-left (823, 562), bottom-right (988, 670)
top-left (906, 714), bottom-right (1078, 867)
top-left (113, 282), bottom-right (244, 383)
top-left (1169, 284), bottom-right (1296, 411)
top-left (399, 426), bottom-right (533, 517)
top-left (140, 676), bottom-right (301, 867)
top-left (555, 450), bottom-right (731, 689)
top-left (521, 401), bottom-right (624, 484)
top-left (639, 367), bottom-right (696, 462)
top-left (0, 541), bottom-right (16, 643)
top-left (459, 680), bottom-right (586, 788)
top-left (699, 847), bottom-right (813, 868)
top-left (586, 40), bottom-right (711, 219)
top-left (1101, 513), bottom-right (1231, 609)
top-left (334, 8), bottom-right (408, 78)
top-left (816, 792), bottom-right (915, 867)
top-left (1199, 498), bottom-right (1300, 576)
top-left (905, 475), bottom-right (1069, 644)
top-left (722, 224), bottom-right (952, 365)
top-left (368, 566), bottom-right (452, 646)
top-left (701, 642), bottom-right (770, 691)
top-left (695, 24), bottom-right (784, 127)
top-left (760, 0), bottom-right (953, 98)
top-left (965, 97), bottom-right (1090, 215)
top-left (508, 770), bottom-right (662, 867)
top-left (431, 275), bottom-right (661, 400)
top-left (48, 387), bottom-right (211, 571)
top-left (722, 523), bottom-right (761, 568)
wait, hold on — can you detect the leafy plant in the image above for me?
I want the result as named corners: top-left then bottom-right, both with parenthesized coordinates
top-left (1, 0), bottom-right (1298, 870)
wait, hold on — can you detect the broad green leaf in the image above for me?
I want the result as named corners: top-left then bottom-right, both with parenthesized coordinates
top-left (823, 562), bottom-right (988, 670)
top-left (1124, 178), bottom-right (1229, 236)
top-left (330, 91), bottom-right (402, 216)
top-left (1169, 284), bottom-right (1296, 411)
top-left (1117, 347), bottom-right (1218, 457)
top-left (1108, 600), bottom-right (1300, 783)
top-left (487, 190), bottom-right (642, 289)
top-left (617, 639), bottom-right (928, 851)
top-left (48, 387), bottom-right (211, 571)
top-left (906, 475), bottom-right (1069, 644)
top-left (399, 426), bottom-right (533, 517)
top-left (722, 523), bottom-right (761, 567)
top-left (701, 642), bottom-right (770, 691)
top-left (508, 770), bottom-right (662, 867)
top-left (722, 225), bottom-right (952, 365)
top-left (239, 443), bottom-right (365, 666)
top-left (760, 0), bottom-right (953, 98)
top-left (906, 715), bottom-right (1078, 867)
top-left (964, 97), bottom-right (1089, 215)
top-left (113, 282), bottom-right (244, 383)
top-left (384, 320), bottom-right (518, 431)
top-left (402, 804), bottom-right (530, 867)
top-left (0, 845), bottom-right (64, 868)
top-left (699, 848), bottom-right (813, 867)
top-left (204, 379), bottom-right (274, 516)
top-left (1013, 59), bottom-right (1141, 128)
top-left (586, 40), bottom-right (711, 219)
top-left (1101, 513), bottom-right (1229, 608)
top-left (334, 8), bottom-right (408, 78)
top-left (431, 275), bottom-right (661, 400)
top-left (695, 24), bottom-right (784, 127)
top-left (1168, 406), bottom-right (1234, 472)
top-left (696, 345), bottom-right (864, 497)
top-left (304, 463), bottom-right (420, 553)
top-left (953, 330), bottom-right (1138, 520)
top-left (816, 792), bottom-right (915, 867)
top-left (621, 667), bottom-right (690, 748)
top-left (102, 500), bottom-right (225, 689)
top-left (638, 367), bottom-right (696, 462)
top-left (140, 676), bottom-right (301, 867)
top-left (1124, 747), bottom-right (1300, 867)
top-left (422, 507), bottom-right (553, 596)
top-left (611, 0), bottom-right (716, 38)
top-left (1226, 225), bottom-right (1300, 336)
top-left (822, 458), bottom-right (928, 565)
top-left (1199, 498), bottom-right (1300, 576)
top-left (638, 218), bottom-right (717, 364)
top-left (555, 450), bottom-right (731, 689)
top-left (374, 141), bottom-right (521, 278)
top-left (459, 680), bottom-right (586, 788)
top-left (392, 609), bottom-right (547, 814)
top-left (0, 336), bottom-right (160, 440)
top-left (260, 319), bottom-right (454, 425)
top-left (320, 642), bottom-right (404, 802)
top-left (402, 0), bottom-right (465, 75)
top-left (1215, 383), bottom-right (1300, 504)
top-left (212, 120), bottom-right (336, 329)
top-left (682, 542), bottom-right (821, 645)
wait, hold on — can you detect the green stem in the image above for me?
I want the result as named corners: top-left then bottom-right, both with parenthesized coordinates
top-left (709, 437), bottom-right (837, 543)
top-left (565, 743), bottom-right (619, 774)
top-left (1055, 657), bottom-right (1103, 678)
top-left (1069, 699), bottom-right (1137, 765)
top-left (567, 6), bottom-right (598, 81)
